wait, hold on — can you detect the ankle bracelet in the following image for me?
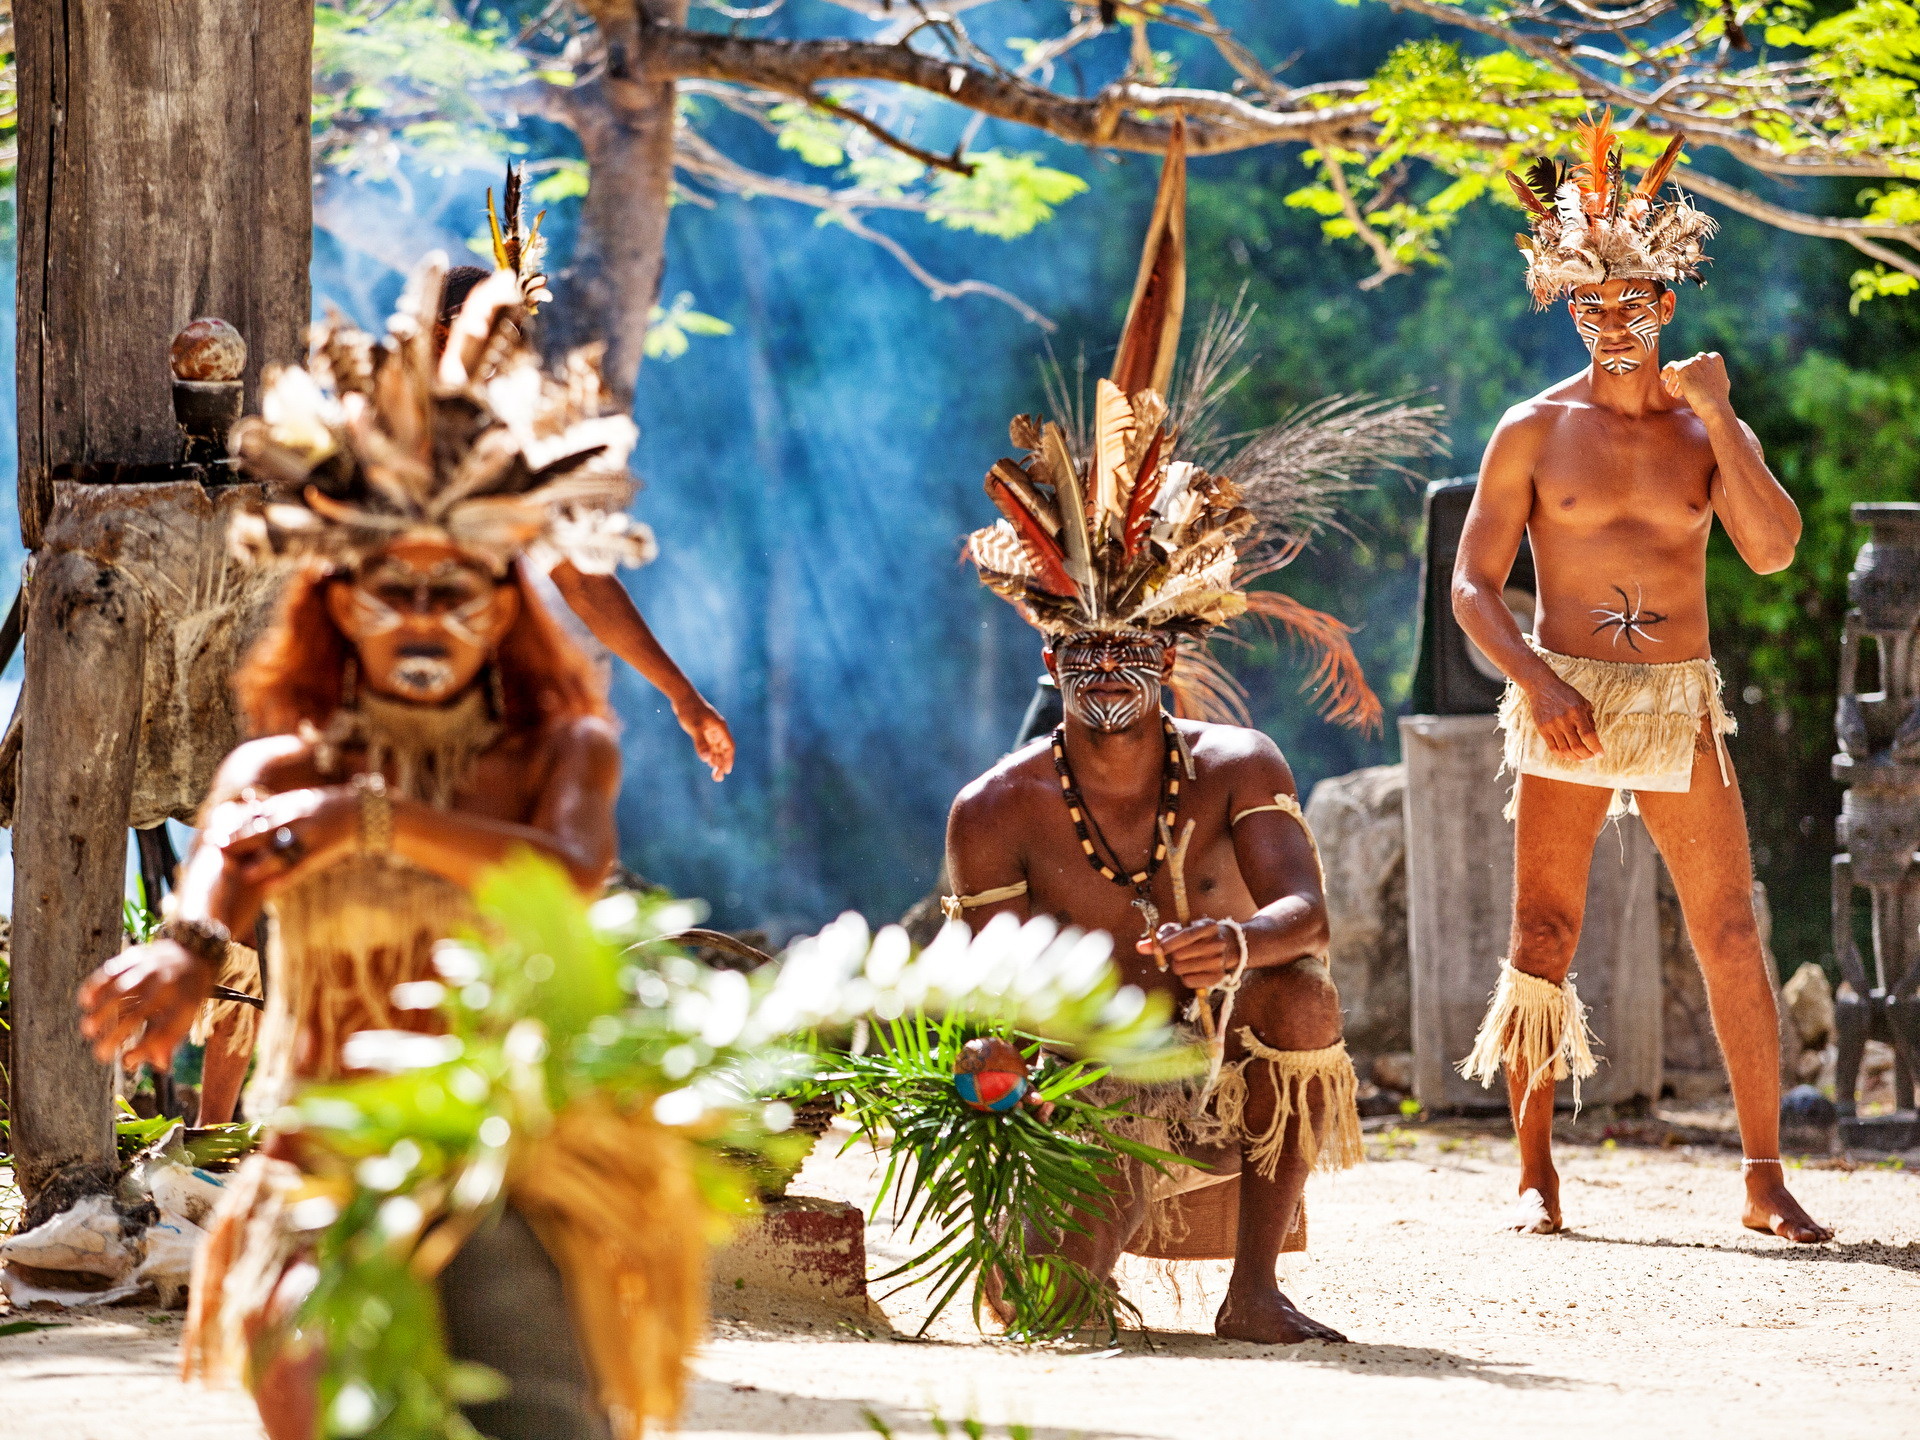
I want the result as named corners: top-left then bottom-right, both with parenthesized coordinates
top-left (1741, 1157), bottom-right (1784, 1169)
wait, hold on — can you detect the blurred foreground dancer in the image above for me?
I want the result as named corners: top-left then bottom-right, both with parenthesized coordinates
top-left (189, 175), bottom-right (731, 1129)
top-left (78, 262), bottom-right (643, 1437)
top-left (944, 125), bottom-right (1384, 1345)
top-left (1452, 112), bottom-right (1828, 1242)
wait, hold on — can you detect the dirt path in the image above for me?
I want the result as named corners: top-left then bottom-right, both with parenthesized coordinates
top-left (5, 1123), bottom-right (1917, 1439)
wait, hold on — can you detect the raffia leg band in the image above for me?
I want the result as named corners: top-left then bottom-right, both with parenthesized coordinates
top-left (1209, 1035), bottom-right (1364, 1182)
top-left (1456, 962), bottom-right (1598, 1114)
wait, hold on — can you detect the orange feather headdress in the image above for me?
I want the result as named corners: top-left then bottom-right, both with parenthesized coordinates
top-left (962, 121), bottom-right (1447, 732)
top-left (1506, 110), bottom-right (1716, 306)
top-left (227, 255), bottom-right (652, 577)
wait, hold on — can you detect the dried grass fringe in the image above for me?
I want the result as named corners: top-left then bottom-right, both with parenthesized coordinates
top-left (250, 856), bottom-right (474, 1116)
top-left (190, 942), bottom-right (263, 1052)
top-left (508, 1097), bottom-right (713, 1438)
top-left (1497, 645), bottom-right (1733, 821)
top-left (1209, 1035), bottom-right (1363, 1181)
top-left (1456, 962), bottom-right (1599, 1116)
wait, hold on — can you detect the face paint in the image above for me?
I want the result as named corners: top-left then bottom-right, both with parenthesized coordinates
top-left (1054, 628), bottom-right (1169, 733)
top-left (341, 550), bottom-right (505, 705)
top-left (1573, 285), bottom-right (1662, 375)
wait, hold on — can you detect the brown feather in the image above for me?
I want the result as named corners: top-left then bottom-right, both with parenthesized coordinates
top-left (1635, 132), bottom-right (1687, 200)
top-left (987, 458), bottom-right (1061, 536)
top-left (1122, 427), bottom-right (1167, 561)
top-left (986, 477), bottom-right (1078, 595)
top-left (1506, 170), bottom-right (1551, 217)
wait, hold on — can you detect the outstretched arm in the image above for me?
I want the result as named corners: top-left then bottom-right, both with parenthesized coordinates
top-left (1139, 740), bottom-right (1328, 989)
top-left (1664, 352), bottom-right (1800, 575)
top-left (548, 560), bottom-right (735, 779)
top-left (1452, 408), bottom-right (1602, 762)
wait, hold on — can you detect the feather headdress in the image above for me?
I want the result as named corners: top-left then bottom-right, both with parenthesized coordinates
top-left (227, 254), bottom-right (653, 577)
top-left (1507, 111), bottom-right (1715, 306)
top-left (962, 122), bottom-right (1447, 731)
top-left (488, 162), bottom-right (552, 311)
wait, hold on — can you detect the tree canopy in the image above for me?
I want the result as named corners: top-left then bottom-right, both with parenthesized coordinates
top-left (308, 0), bottom-right (1920, 330)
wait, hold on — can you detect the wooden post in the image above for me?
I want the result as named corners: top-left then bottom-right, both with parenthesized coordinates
top-left (14, 0), bottom-right (313, 547)
top-left (8, 552), bottom-right (148, 1202)
top-left (9, 0), bottom-right (312, 1204)
top-left (1402, 714), bottom-right (1663, 1111)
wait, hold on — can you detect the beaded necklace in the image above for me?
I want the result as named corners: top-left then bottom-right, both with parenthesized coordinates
top-left (1049, 713), bottom-right (1182, 936)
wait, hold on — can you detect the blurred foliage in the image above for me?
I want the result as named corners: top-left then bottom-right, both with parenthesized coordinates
top-left (280, 857), bottom-right (1192, 1436)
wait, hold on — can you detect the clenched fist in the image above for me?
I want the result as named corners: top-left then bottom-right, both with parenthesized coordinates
top-left (1662, 350), bottom-right (1732, 411)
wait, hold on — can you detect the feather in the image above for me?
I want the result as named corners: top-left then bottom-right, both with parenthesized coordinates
top-left (1554, 179), bottom-right (1586, 235)
top-left (1575, 108), bottom-right (1620, 218)
top-left (1090, 379), bottom-right (1136, 540)
top-left (1122, 427), bottom-right (1167, 560)
top-left (1110, 116), bottom-right (1187, 398)
top-left (1506, 170), bottom-right (1551, 217)
top-left (1243, 590), bottom-right (1382, 733)
top-left (1634, 132), bottom-right (1687, 201)
top-left (1009, 414), bottom-right (1042, 451)
top-left (1042, 422), bottom-right (1093, 593)
top-left (987, 458), bottom-right (1060, 535)
top-left (1523, 158), bottom-right (1564, 207)
top-left (987, 478), bottom-right (1079, 596)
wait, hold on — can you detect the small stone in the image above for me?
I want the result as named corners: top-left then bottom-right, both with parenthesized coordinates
top-left (169, 318), bottom-right (247, 381)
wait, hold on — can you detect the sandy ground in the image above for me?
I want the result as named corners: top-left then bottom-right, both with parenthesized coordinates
top-left (4, 1115), bottom-right (1917, 1440)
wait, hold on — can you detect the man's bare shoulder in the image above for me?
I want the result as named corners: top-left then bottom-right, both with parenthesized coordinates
top-left (1176, 720), bottom-right (1297, 793)
top-left (1499, 377), bottom-right (1590, 434)
top-left (950, 737), bottom-right (1056, 827)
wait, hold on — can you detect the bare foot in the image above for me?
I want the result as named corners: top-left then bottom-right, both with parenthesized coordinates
top-left (1215, 1287), bottom-right (1347, 1344)
top-left (1742, 1170), bottom-right (1833, 1243)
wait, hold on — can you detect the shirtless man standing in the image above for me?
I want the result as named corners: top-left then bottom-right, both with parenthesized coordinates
top-left (945, 128), bottom-right (1365, 1342)
top-left (1452, 115), bottom-right (1829, 1241)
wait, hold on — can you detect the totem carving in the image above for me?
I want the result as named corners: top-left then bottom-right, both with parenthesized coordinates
top-left (1831, 502), bottom-right (1920, 1121)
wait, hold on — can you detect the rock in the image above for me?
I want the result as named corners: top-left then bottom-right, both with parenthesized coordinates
top-left (0, 1195), bottom-right (139, 1280)
top-left (1305, 764), bottom-right (1409, 1060)
top-left (1370, 1052), bottom-right (1414, 1095)
top-left (1780, 963), bottom-right (1835, 1053)
top-left (1781, 1084), bottom-right (1838, 1130)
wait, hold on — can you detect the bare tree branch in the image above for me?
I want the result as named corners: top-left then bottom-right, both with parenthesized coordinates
top-left (804, 89), bottom-right (976, 175)
top-left (1674, 169), bottom-right (1920, 280)
top-left (1321, 156), bottom-right (1412, 290)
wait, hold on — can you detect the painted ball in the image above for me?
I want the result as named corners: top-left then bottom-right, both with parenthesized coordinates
top-left (953, 1036), bottom-right (1030, 1115)
top-left (169, 318), bottom-right (247, 381)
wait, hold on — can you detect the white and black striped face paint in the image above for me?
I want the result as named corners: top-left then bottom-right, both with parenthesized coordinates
top-left (1572, 283), bottom-right (1663, 374)
top-left (1052, 628), bottom-right (1170, 733)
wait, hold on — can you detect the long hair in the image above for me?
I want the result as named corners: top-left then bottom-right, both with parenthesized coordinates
top-left (236, 559), bottom-right (610, 739)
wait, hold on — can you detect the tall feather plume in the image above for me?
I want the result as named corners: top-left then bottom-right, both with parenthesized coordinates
top-left (1109, 117), bottom-right (1187, 399)
top-left (1524, 158), bottom-right (1564, 208)
top-left (1575, 108), bottom-right (1621, 219)
top-left (1121, 426), bottom-right (1167, 560)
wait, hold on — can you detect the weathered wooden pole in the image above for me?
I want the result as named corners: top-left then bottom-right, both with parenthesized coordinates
top-left (9, 0), bottom-right (312, 1206)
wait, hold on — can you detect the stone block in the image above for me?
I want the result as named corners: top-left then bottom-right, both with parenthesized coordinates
top-left (1305, 763), bottom-right (1409, 1060)
top-left (711, 1195), bottom-right (871, 1313)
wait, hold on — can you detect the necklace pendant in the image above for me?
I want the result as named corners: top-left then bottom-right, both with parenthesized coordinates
top-left (1133, 895), bottom-right (1160, 935)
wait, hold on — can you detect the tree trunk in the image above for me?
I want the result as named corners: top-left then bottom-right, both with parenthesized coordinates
top-left (9, 551), bottom-right (148, 1202)
top-left (546, 1), bottom-right (691, 406)
top-left (14, 0), bottom-right (312, 549)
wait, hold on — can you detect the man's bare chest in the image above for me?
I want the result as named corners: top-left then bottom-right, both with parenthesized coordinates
top-left (1531, 411), bottom-right (1716, 534)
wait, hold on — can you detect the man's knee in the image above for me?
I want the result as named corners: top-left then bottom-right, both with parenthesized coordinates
top-left (1512, 906), bottom-right (1580, 977)
top-left (1237, 961), bottom-right (1343, 1052)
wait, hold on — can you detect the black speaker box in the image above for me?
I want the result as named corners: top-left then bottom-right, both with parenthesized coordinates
top-left (1409, 478), bottom-right (1537, 716)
